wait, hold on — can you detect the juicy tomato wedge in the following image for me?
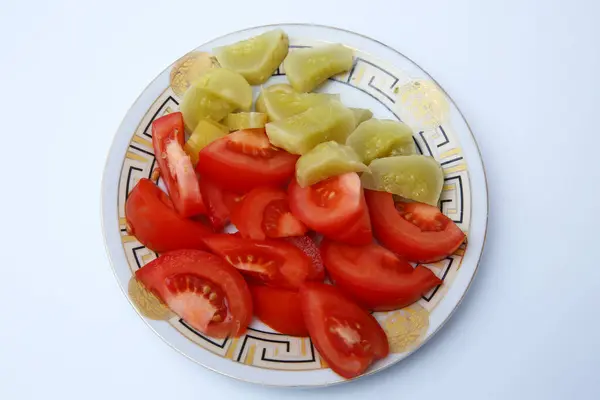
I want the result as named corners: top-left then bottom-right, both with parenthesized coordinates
top-left (152, 112), bottom-right (205, 217)
top-left (199, 178), bottom-right (236, 231)
top-left (135, 249), bottom-right (252, 338)
top-left (249, 285), bottom-right (308, 336)
top-left (321, 240), bottom-right (442, 311)
top-left (288, 173), bottom-right (372, 245)
top-left (202, 234), bottom-right (321, 289)
top-left (236, 187), bottom-right (307, 240)
top-left (285, 236), bottom-right (325, 281)
top-left (300, 283), bottom-right (389, 379)
top-left (365, 190), bottom-right (466, 262)
top-left (196, 128), bottom-right (298, 192)
top-left (125, 179), bottom-right (211, 252)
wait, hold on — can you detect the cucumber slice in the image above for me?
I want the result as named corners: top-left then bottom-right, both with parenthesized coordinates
top-left (193, 68), bottom-right (253, 111)
top-left (265, 100), bottom-right (355, 155)
top-left (346, 119), bottom-right (415, 164)
top-left (296, 141), bottom-right (368, 187)
top-left (361, 155), bottom-right (443, 206)
top-left (184, 119), bottom-right (229, 164)
top-left (214, 29), bottom-right (289, 85)
top-left (261, 89), bottom-right (339, 121)
top-left (351, 108), bottom-right (373, 126)
top-left (223, 112), bottom-right (268, 131)
top-left (283, 44), bottom-right (354, 92)
top-left (180, 83), bottom-right (235, 132)
top-left (255, 83), bottom-right (295, 114)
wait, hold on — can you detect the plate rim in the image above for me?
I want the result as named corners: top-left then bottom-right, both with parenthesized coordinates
top-left (100, 22), bottom-right (489, 388)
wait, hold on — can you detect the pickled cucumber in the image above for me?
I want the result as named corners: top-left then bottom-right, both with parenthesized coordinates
top-left (214, 29), bottom-right (289, 85)
top-left (283, 44), bottom-right (354, 92)
top-left (224, 112), bottom-right (268, 131)
top-left (351, 108), bottom-right (373, 126)
top-left (265, 100), bottom-right (355, 155)
top-left (180, 83), bottom-right (235, 131)
top-left (261, 89), bottom-right (339, 121)
top-left (255, 83), bottom-right (294, 114)
top-left (193, 68), bottom-right (253, 111)
top-left (361, 155), bottom-right (443, 206)
top-left (346, 119), bottom-right (415, 164)
top-left (184, 119), bottom-right (229, 164)
top-left (296, 141), bottom-right (369, 187)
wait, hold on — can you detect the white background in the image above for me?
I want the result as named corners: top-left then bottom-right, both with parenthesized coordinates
top-left (1, 0), bottom-right (599, 399)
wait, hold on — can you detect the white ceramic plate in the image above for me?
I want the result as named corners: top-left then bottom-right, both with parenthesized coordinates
top-left (101, 23), bottom-right (488, 388)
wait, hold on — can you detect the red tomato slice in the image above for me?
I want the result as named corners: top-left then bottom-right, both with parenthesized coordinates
top-left (321, 240), bottom-right (442, 311)
top-left (300, 283), bottom-right (389, 379)
top-left (125, 179), bottom-right (211, 252)
top-left (365, 190), bottom-right (466, 262)
top-left (135, 249), bottom-right (252, 338)
top-left (249, 285), bottom-right (308, 336)
top-left (236, 187), bottom-right (307, 240)
top-left (288, 173), bottom-right (372, 245)
top-left (152, 112), bottom-right (205, 217)
top-left (202, 234), bottom-right (321, 289)
top-left (285, 236), bottom-right (325, 281)
top-left (196, 128), bottom-right (298, 192)
top-left (199, 178), bottom-right (233, 231)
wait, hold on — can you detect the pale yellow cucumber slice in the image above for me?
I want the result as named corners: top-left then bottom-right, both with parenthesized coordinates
top-left (346, 119), bottom-right (415, 164)
top-left (169, 51), bottom-right (220, 97)
top-left (296, 141), bottom-right (369, 187)
top-left (351, 108), bottom-right (373, 126)
top-left (261, 89), bottom-right (340, 121)
top-left (184, 119), bottom-right (229, 164)
top-left (214, 29), bottom-right (289, 85)
top-left (361, 155), bottom-right (443, 206)
top-left (223, 112), bottom-right (268, 131)
top-left (255, 83), bottom-right (295, 114)
top-left (193, 68), bottom-right (253, 111)
top-left (283, 44), bottom-right (353, 92)
top-left (180, 84), bottom-right (235, 132)
top-left (265, 100), bottom-right (355, 155)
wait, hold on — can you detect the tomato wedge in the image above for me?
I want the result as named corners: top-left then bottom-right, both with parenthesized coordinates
top-left (152, 112), bottom-right (205, 217)
top-left (199, 178), bottom-right (234, 231)
top-left (365, 190), bottom-right (466, 262)
top-left (202, 234), bottom-right (321, 289)
top-left (135, 249), bottom-right (252, 338)
top-left (288, 173), bottom-right (372, 245)
top-left (125, 178), bottom-right (211, 252)
top-left (196, 128), bottom-right (298, 192)
top-left (236, 187), bottom-right (307, 240)
top-left (249, 285), bottom-right (308, 336)
top-left (321, 240), bottom-right (442, 311)
top-left (285, 236), bottom-right (325, 281)
top-left (300, 283), bottom-right (389, 379)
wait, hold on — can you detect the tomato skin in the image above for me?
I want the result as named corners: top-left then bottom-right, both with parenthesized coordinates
top-left (365, 190), bottom-right (466, 263)
top-left (285, 236), bottom-right (325, 281)
top-left (300, 283), bottom-right (389, 379)
top-left (249, 285), bottom-right (308, 336)
top-left (152, 112), bottom-right (205, 217)
top-left (196, 129), bottom-right (298, 192)
top-left (135, 249), bottom-right (252, 338)
top-left (202, 234), bottom-right (321, 289)
top-left (321, 240), bottom-right (442, 311)
top-left (199, 178), bottom-right (231, 231)
top-left (125, 179), bottom-right (211, 252)
top-left (288, 173), bottom-right (372, 244)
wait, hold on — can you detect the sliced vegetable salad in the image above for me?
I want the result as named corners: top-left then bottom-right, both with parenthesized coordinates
top-left (125, 28), bottom-right (466, 379)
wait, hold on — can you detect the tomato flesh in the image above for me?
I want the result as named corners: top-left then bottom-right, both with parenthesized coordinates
top-left (199, 178), bottom-right (232, 231)
top-left (285, 236), bottom-right (325, 281)
top-left (152, 112), bottom-right (205, 217)
top-left (288, 173), bottom-right (372, 245)
top-left (196, 128), bottom-right (298, 192)
top-left (125, 178), bottom-right (211, 252)
top-left (227, 128), bottom-right (277, 158)
top-left (321, 240), bottom-right (442, 311)
top-left (365, 190), bottom-right (466, 262)
top-left (249, 285), bottom-right (308, 336)
top-left (202, 234), bottom-right (320, 289)
top-left (300, 283), bottom-right (389, 379)
top-left (135, 249), bottom-right (252, 338)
